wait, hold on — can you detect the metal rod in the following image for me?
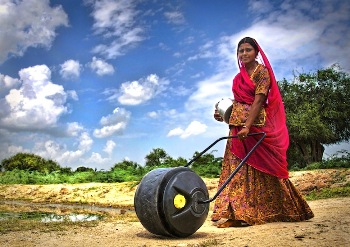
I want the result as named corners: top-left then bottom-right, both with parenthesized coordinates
top-left (196, 132), bottom-right (266, 204)
top-left (184, 136), bottom-right (233, 168)
top-left (184, 132), bottom-right (265, 168)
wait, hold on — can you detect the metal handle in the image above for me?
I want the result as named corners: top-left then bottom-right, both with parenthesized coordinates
top-left (185, 132), bottom-right (266, 204)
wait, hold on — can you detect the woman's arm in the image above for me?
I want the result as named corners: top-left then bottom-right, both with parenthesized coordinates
top-left (237, 93), bottom-right (266, 140)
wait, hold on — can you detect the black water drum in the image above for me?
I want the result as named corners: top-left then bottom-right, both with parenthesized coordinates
top-left (134, 167), bottom-right (209, 237)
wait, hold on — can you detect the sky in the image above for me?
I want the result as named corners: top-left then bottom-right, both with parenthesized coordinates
top-left (0, 0), bottom-right (349, 170)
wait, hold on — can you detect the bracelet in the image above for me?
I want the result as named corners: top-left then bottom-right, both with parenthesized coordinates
top-left (242, 125), bottom-right (250, 129)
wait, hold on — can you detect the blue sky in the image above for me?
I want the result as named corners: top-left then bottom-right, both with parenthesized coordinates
top-left (0, 0), bottom-right (349, 170)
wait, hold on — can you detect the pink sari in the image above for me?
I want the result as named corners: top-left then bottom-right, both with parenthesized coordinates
top-left (230, 41), bottom-right (289, 178)
top-left (212, 39), bottom-right (314, 225)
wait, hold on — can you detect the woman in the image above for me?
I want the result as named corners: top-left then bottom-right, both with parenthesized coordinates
top-left (212, 37), bottom-right (314, 228)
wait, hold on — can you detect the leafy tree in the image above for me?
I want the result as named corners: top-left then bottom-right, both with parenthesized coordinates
top-left (144, 148), bottom-right (169, 168)
top-left (280, 64), bottom-right (350, 166)
top-left (60, 167), bottom-right (73, 174)
top-left (112, 160), bottom-right (140, 170)
top-left (189, 151), bottom-right (223, 177)
top-left (75, 166), bottom-right (94, 172)
top-left (0, 153), bottom-right (61, 173)
top-left (111, 159), bottom-right (144, 177)
top-left (162, 156), bottom-right (188, 167)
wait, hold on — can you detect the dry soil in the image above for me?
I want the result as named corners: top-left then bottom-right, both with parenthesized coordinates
top-left (0, 169), bottom-right (349, 247)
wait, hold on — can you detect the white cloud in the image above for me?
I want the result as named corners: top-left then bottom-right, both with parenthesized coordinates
top-left (93, 124), bottom-right (126, 138)
top-left (147, 111), bottom-right (158, 118)
top-left (0, 65), bottom-right (69, 130)
top-left (0, 141), bottom-right (30, 164)
top-left (89, 0), bottom-right (144, 59)
top-left (86, 152), bottom-right (109, 166)
top-left (185, 72), bottom-right (233, 113)
top-left (89, 56), bottom-right (115, 76)
top-left (0, 0), bottom-right (68, 63)
top-left (117, 74), bottom-right (169, 105)
top-left (32, 131), bottom-right (93, 167)
top-left (37, 141), bottom-right (64, 165)
top-left (78, 132), bottom-right (93, 152)
top-left (159, 42), bottom-right (170, 51)
top-left (188, 41), bottom-right (215, 61)
top-left (167, 127), bottom-right (183, 137)
top-left (31, 146), bottom-right (71, 167)
top-left (7, 145), bottom-right (30, 156)
top-left (103, 140), bottom-right (116, 156)
top-left (173, 52), bottom-right (181, 58)
top-left (60, 60), bottom-right (82, 80)
top-left (0, 74), bottom-right (20, 91)
top-left (166, 109), bottom-right (178, 116)
top-left (66, 122), bottom-right (84, 137)
top-left (185, 0), bottom-right (350, 119)
top-left (99, 108), bottom-right (130, 125)
top-left (243, 0), bottom-right (350, 73)
top-left (67, 90), bottom-right (79, 101)
top-left (164, 11), bottom-right (185, 25)
top-left (167, 121), bottom-right (207, 139)
top-left (146, 108), bottom-right (179, 120)
top-left (248, 0), bottom-right (273, 14)
top-left (93, 107), bottom-right (131, 138)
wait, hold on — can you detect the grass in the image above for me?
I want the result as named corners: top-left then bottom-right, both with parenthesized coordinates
top-left (103, 211), bottom-right (139, 223)
top-left (305, 184), bottom-right (350, 201)
top-left (0, 218), bottom-right (99, 234)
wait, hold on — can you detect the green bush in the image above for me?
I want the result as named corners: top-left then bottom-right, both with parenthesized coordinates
top-left (0, 168), bottom-right (145, 185)
top-left (305, 185), bottom-right (350, 200)
top-left (0, 149), bottom-right (349, 185)
top-left (290, 150), bottom-right (350, 171)
top-left (1, 153), bottom-right (60, 173)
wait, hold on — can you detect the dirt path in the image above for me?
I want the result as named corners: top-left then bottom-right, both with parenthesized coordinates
top-left (0, 169), bottom-right (349, 247)
top-left (0, 197), bottom-right (349, 247)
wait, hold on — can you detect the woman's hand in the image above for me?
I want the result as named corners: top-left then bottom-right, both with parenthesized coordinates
top-left (214, 109), bottom-right (223, 122)
top-left (237, 126), bottom-right (250, 140)
top-left (238, 93), bottom-right (266, 140)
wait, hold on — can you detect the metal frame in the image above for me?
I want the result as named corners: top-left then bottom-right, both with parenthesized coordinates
top-left (184, 132), bottom-right (266, 204)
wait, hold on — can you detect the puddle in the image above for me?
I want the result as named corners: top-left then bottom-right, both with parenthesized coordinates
top-left (0, 211), bottom-right (102, 222)
top-left (1, 200), bottom-right (130, 214)
top-left (41, 213), bottom-right (101, 222)
top-left (0, 200), bottom-right (130, 222)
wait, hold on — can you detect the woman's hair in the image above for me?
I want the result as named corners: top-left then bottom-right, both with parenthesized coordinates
top-left (237, 37), bottom-right (259, 55)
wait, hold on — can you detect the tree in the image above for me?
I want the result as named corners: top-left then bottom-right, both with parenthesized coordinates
top-left (112, 160), bottom-right (141, 170)
top-left (0, 153), bottom-right (61, 173)
top-left (60, 167), bottom-right (73, 174)
top-left (75, 166), bottom-right (94, 172)
top-left (280, 64), bottom-right (350, 166)
top-left (189, 150), bottom-right (223, 177)
top-left (144, 148), bottom-right (169, 168)
top-left (112, 159), bottom-right (144, 175)
top-left (162, 156), bottom-right (188, 167)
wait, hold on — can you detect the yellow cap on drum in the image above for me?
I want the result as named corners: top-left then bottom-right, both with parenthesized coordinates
top-left (173, 194), bottom-right (186, 209)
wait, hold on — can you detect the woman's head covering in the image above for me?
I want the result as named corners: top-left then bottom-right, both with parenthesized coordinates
top-left (231, 37), bottom-right (290, 178)
top-left (235, 37), bottom-right (282, 115)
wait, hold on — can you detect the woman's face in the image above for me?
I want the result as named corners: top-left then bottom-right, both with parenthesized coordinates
top-left (238, 43), bottom-right (257, 65)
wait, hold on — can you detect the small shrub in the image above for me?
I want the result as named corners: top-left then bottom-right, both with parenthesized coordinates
top-left (290, 150), bottom-right (350, 171)
top-left (305, 185), bottom-right (350, 200)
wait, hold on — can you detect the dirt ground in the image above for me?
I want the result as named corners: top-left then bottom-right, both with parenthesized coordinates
top-left (0, 169), bottom-right (349, 247)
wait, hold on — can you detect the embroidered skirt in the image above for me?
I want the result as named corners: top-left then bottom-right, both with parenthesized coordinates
top-left (211, 130), bottom-right (314, 225)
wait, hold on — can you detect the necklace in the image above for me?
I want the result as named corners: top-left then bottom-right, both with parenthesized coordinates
top-left (249, 63), bottom-right (259, 78)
